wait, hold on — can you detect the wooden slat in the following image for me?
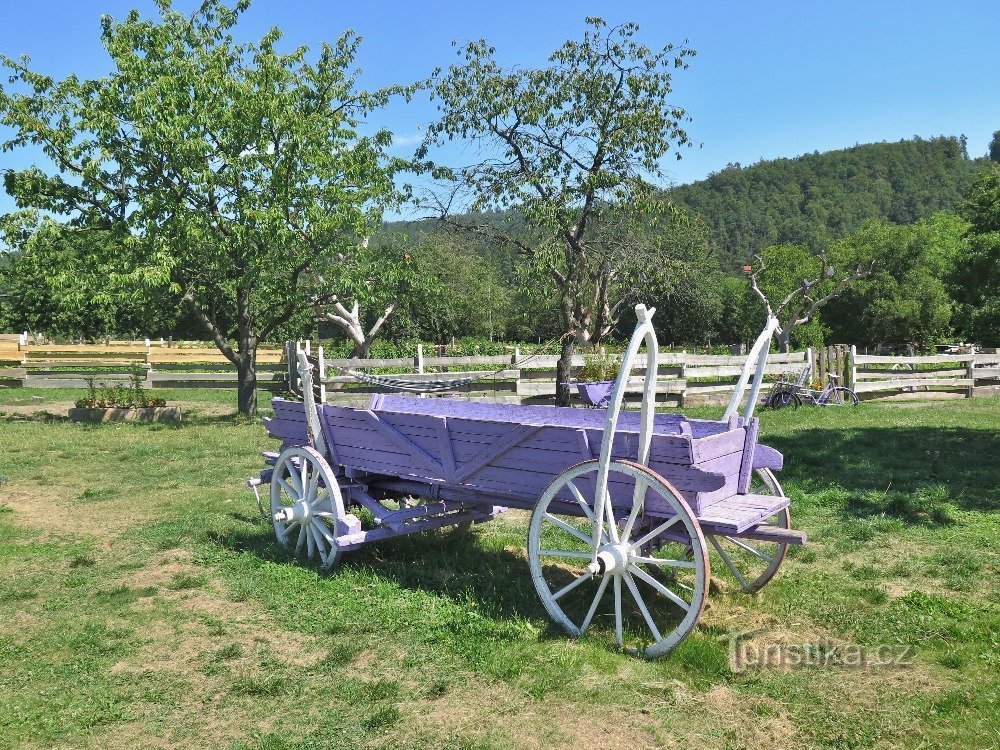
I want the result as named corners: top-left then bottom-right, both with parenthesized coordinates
top-left (853, 377), bottom-right (973, 393)
top-left (854, 354), bottom-right (974, 365)
top-left (856, 368), bottom-right (965, 379)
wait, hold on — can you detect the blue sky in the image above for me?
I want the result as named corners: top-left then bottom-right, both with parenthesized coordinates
top-left (1, 0), bottom-right (998, 220)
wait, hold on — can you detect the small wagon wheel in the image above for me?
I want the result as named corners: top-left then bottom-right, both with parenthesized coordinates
top-left (703, 467), bottom-right (790, 593)
top-left (528, 459), bottom-right (709, 658)
top-left (270, 445), bottom-right (346, 571)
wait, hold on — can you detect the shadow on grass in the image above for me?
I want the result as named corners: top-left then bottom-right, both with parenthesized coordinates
top-left (767, 425), bottom-right (1000, 514)
top-left (210, 521), bottom-right (556, 626)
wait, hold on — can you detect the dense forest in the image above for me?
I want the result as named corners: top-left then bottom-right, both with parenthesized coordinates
top-left (665, 136), bottom-right (987, 268)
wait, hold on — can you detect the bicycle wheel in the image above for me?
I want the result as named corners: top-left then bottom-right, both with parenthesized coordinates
top-left (767, 389), bottom-right (800, 410)
top-left (825, 386), bottom-right (859, 406)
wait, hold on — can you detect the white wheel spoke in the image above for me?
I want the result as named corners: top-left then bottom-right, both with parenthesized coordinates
top-left (624, 571), bottom-right (662, 643)
top-left (276, 476), bottom-right (298, 501)
top-left (630, 565), bottom-right (690, 612)
top-left (613, 575), bottom-right (623, 647)
top-left (294, 523), bottom-right (307, 556)
top-left (723, 535), bottom-right (775, 563)
top-left (708, 534), bottom-right (750, 590)
top-left (305, 467), bottom-right (319, 503)
top-left (538, 549), bottom-right (592, 559)
top-left (543, 513), bottom-right (592, 545)
top-left (603, 492), bottom-right (620, 544)
top-left (286, 468), bottom-right (303, 497)
top-left (579, 574), bottom-right (610, 633)
top-left (630, 515), bottom-right (681, 550)
top-left (305, 522), bottom-right (316, 559)
top-left (299, 461), bottom-right (308, 500)
top-left (566, 481), bottom-right (595, 522)
top-left (552, 570), bottom-right (593, 602)
top-left (631, 555), bottom-right (697, 569)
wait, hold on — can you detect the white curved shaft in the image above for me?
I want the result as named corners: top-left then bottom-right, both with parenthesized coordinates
top-left (296, 349), bottom-right (329, 458)
top-left (591, 304), bottom-right (659, 562)
top-left (723, 316), bottom-right (780, 423)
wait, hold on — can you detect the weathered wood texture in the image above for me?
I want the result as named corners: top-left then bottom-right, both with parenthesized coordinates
top-left (264, 395), bottom-right (784, 523)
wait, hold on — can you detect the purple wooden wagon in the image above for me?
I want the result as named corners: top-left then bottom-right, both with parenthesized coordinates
top-left (250, 305), bottom-right (805, 656)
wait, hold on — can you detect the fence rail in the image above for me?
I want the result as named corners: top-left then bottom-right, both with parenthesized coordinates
top-left (3, 336), bottom-right (999, 405)
top-left (0, 341), bottom-right (286, 390)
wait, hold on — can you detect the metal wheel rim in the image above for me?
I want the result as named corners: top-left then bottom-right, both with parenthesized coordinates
top-left (527, 459), bottom-right (709, 658)
top-left (704, 467), bottom-right (789, 593)
top-left (270, 446), bottom-right (345, 571)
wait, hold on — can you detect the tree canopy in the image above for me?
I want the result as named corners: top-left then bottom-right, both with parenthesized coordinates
top-left (421, 17), bottom-right (698, 404)
top-left (0, 0), bottom-right (407, 414)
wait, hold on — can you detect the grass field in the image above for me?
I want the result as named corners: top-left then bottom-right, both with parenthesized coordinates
top-left (0, 388), bottom-right (998, 749)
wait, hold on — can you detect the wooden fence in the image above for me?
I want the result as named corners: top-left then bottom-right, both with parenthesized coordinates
top-left (0, 342), bottom-right (286, 390)
top-left (3, 336), bottom-right (999, 405)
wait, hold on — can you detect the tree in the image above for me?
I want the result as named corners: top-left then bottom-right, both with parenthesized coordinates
top-left (0, 1), bottom-right (405, 415)
top-left (823, 216), bottom-right (963, 349)
top-left (951, 165), bottom-right (1000, 345)
top-left (989, 130), bottom-right (1000, 163)
top-left (0, 215), bottom-right (178, 338)
top-left (747, 244), bottom-right (872, 352)
top-left (421, 18), bottom-right (697, 405)
top-left (311, 237), bottom-right (421, 358)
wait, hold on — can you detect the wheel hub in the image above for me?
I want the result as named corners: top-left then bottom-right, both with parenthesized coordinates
top-left (591, 543), bottom-right (633, 575)
top-left (273, 499), bottom-right (310, 524)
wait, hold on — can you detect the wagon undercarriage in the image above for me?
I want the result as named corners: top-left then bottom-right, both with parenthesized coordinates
top-left (250, 305), bottom-right (806, 656)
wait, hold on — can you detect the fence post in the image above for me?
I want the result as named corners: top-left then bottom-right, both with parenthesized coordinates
top-left (304, 339), bottom-right (311, 357)
top-left (317, 345), bottom-right (326, 404)
top-left (285, 341), bottom-right (296, 394)
top-left (806, 347), bottom-right (814, 379)
top-left (416, 344), bottom-right (424, 374)
top-left (849, 344), bottom-right (857, 391)
top-left (967, 346), bottom-right (976, 399)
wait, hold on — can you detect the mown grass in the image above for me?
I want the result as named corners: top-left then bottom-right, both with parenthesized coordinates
top-left (0, 388), bottom-right (998, 749)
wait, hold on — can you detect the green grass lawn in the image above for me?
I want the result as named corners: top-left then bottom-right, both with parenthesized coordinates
top-left (0, 389), bottom-right (998, 749)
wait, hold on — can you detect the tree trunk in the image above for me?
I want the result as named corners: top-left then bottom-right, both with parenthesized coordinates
top-left (237, 347), bottom-right (258, 417)
top-left (350, 340), bottom-right (371, 359)
top-left (555, 337), bottom-right (576, 407)
top-left (776, 328), bottom-right (791, 354)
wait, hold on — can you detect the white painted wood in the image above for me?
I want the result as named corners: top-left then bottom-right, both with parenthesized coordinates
top-left (528, 459), bottom-right (708, 658)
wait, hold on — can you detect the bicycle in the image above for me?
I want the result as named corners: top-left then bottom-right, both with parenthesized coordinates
top-left (766, 365), bottom-right (859, 408)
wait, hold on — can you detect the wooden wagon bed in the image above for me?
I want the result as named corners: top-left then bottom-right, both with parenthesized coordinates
top-left (264, 395), bottom-right (791, 536)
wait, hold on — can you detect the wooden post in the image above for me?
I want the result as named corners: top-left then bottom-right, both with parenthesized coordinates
top-left (416, 344), bottom-right (424, 374)
top-left (967, 346), bottom-right (976, 399)
top-left (304, 339), bottom-right (311, 356)
top-left (286, 341), bottom-right (296, 394)
top-left (317, 345), bottom-right (327, 404)
top-left (849, 344), bottom-right (857, 391)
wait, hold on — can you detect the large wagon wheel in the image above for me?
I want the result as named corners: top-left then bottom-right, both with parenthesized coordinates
top-left (704, 467), bottom-right (790, 593)
top-left (270, 446), bottom-right (345, 571)
top-left (528, 459), bottom-right (709, 658)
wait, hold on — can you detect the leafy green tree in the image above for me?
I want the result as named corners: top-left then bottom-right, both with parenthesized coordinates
top-left (421, 18), bottom-right (697, 405)
top-left (951, 165), bottom-right (1000, 345)
top-left (0, 1), bottom-right (406, 414)
top-left (0, 214), bottom-right (177, 338)
top-left (989, 130), bottom-right (1000, 163)
top-left (823, 216), bottom-right (963, 349)
top-left (747, 244), bottom-right (871, 352)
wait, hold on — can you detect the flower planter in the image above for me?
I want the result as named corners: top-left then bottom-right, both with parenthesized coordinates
top-left (576, 380), bottom-right (615, 408)
top-left (68, 406), bottom-right (182, 424)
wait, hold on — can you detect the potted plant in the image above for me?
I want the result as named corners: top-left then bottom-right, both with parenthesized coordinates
top-left (574, 349), bottom-right (621, 407)
top-left (69, 366), bottom-right (179, 423)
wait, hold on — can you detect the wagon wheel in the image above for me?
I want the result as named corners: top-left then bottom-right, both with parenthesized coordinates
top-left (703, 468), bottom-right (790, 593)
top-left (528, 459), bottom-right (709, 658)
top-left (270, 446), bottom-right (346, 571)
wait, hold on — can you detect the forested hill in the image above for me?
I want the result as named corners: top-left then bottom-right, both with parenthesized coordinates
top-left (666, 135), bottom-right (986, 268)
